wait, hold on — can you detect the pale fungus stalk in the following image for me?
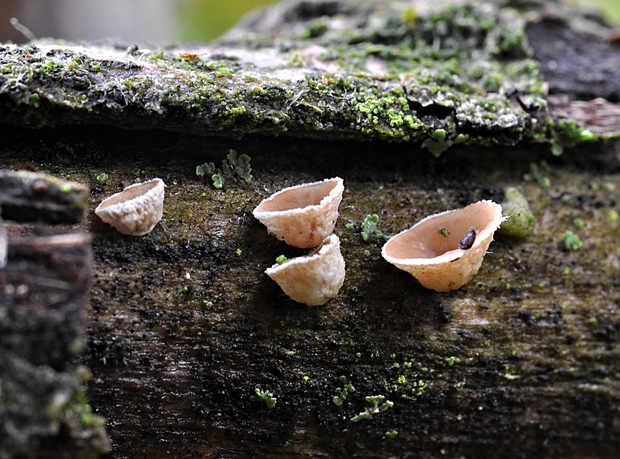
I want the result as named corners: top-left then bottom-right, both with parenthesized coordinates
top-left (253, 177), bottom-right (344, 248)
top-left (265, 234), bottom-right (345, 306)
top-left (0, 219), bottom-right (6, 269)
top-left (95, 178), bottom-right (165, 236)
top-left (381, 200), bottom-right (505, 292)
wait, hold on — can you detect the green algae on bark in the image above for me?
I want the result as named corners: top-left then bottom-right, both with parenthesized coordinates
top-left (0, 0), bottom-right (615, 154)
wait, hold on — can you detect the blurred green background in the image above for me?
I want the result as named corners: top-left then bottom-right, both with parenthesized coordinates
top-left (178, 0), bottom-right (620, 42)
top-left (178, 0), bottom-right (279, 41)
top-left (0, 0), bottom-right (619, 45)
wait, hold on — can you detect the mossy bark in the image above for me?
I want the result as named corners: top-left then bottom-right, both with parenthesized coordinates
top-left (0, 0), bottom-right (620, 458)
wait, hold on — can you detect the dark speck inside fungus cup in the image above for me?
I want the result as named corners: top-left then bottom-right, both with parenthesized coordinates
top-left (458, 227), bottom-right (476, 250)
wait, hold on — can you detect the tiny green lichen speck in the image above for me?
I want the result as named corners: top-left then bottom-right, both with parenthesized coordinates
top-left (275, 255), bottom-right (289, 264)
top-left (361, 214), bottom-right (390, 242)
top-left (564, 231), bottom-right (583, 251)
top-left (95, 173), bottom-right (109, 184)
top-left (196, 150), bottom-right (252, 189)
top-left (573, 218), bottom-right (585, 230)
top-left (249, 388), bottom-right (277, 409)
top-left (351, 395), bottom-right (393, 422)
top-left (438, 227), bottom-right (450, 238)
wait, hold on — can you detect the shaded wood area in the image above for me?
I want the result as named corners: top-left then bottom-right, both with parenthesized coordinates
top-left (0, 0), bottom-right (620, 458)
top-left (0, 172), bottom-right (110, 458)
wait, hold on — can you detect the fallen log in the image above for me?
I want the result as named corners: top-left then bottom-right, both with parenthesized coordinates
top-left (0, 0), bottom-right (619, 458)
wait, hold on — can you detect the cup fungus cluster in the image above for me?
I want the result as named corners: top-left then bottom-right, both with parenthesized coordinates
top-left (93, 173), bottom-right (502, 300)
top-left (95, 178), bottom-right (166, 236)
top-left (254, 178), bottom-right (346, 306)
top-left (381, 200), bottom-right (505, 292)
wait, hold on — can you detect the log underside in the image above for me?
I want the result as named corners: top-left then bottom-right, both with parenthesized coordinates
top-left (0, 0), bottom-right (619, 457)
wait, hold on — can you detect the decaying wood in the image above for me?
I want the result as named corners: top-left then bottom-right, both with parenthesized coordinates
top-left (0, 0), bottom-right (619, 458)
top-left (0, 170), bottom-right (89, 224)
top-left (0, 170), bottom-right (110, 458)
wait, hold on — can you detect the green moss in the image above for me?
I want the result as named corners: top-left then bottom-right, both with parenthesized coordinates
top-left (523, 161), bottom-right (550, 187)
top-left (29, 93), bottom-right (40, 108)
top-left (195, 150), bottom-right (252, 189)
top-left (249, 388), bottom-right (277, 409)
top-left (547, 120), bottom-right (597, 156)
top-left (95, 173), bottom-right (108, 184)
top-left (361, 214), bottom-right (390, 242)
top-left (573, 218), bottom-right (585, 229)
top-left (333, 376), bottom-right (356, 406)
top-left (1, 0), bottom-right (593, 151)
top-left (275, 255), bottom-right (288, 264)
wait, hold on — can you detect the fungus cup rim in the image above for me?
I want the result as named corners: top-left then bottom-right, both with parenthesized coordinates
top-left (95, 178), bottom-right (164, 211)
top-left (253, 177), bottom-right (343, 217)
top-left (266, 233), bottom-right (339, 274)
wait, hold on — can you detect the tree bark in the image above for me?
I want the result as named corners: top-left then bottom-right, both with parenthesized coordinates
top-left (0, 0), bottom-right (620, 458)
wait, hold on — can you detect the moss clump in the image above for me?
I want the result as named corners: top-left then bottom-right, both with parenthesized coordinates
top-left (564, 230), bottom-right (583, 251)
top-left (351, 395), bottom-right (394, 422)
top-left (360, 214), bottom-right (390, 242)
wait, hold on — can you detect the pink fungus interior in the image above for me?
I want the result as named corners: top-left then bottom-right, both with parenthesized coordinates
top-left (257, 180), bottom-right (337, 212)
top-left (384, 204), bottom-right (496, 260)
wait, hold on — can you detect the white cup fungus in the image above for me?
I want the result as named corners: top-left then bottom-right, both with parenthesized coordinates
top-left (95, 178), bottom-right (165, 236)
top-left (381, 200), bottom-right (505, 292)
top-left (266, 234), bottom-right (345, 306)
